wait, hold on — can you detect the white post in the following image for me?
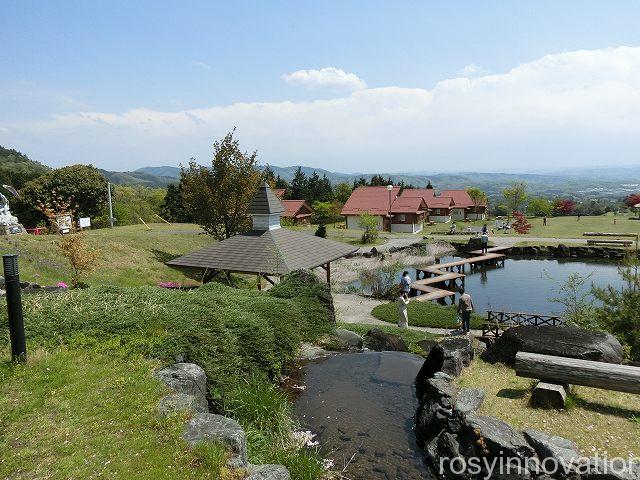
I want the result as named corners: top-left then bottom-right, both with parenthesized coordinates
top-left (107, 182), bottom-right (114, 228)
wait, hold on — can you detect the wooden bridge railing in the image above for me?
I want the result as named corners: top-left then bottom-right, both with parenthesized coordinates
top-left (482, 310), bottom-right (564, 338)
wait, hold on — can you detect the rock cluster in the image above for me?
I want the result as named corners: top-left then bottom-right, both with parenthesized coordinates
top-left (154, 362), bottom-right (291, 479)
top-left (0, 277), bottom-right (67, 296)
top-left (363, 327), bottom-right (408, 352)
top-left (454, 241), bottom-right (627, 260)
top-left (482, 325), bottom-right (624, 365)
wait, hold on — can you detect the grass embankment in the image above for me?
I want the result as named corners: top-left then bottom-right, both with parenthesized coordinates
top-left (371, 301), bottom-right (484, 329)
top-left (422, 212), bottom-right (640, 240)
top-left (457, 360), bottom-right (640, 458)
top-left (337, 322), bottom-right (441, 356)
top-left (0, 272), bottom-right (332, 479)
top-left (0, 223), bottom-right (210, 287)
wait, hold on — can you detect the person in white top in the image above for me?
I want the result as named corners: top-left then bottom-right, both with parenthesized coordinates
top-left (397, 293), bottom-right (409, 328)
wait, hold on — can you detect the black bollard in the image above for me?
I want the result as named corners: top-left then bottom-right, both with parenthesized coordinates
top-left (3, 254), bottom-right (26, 362)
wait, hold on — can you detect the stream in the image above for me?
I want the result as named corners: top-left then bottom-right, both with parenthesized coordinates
top-left (294, 351), bottom-right (433, 479)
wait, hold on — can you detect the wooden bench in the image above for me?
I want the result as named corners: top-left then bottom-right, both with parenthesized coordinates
top-left (586, 239), bottom-right (633, 247)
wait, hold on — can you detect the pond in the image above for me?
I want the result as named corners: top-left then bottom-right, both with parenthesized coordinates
top-left (294, 351), bottom-right (433, 480)
top-left (353, 256), bottom-right (626, 314)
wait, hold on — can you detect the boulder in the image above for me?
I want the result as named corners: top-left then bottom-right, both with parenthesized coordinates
top-left (557, 244), bottom-right (571, 257)
top-left (415, 337), bottom-right (473, 382)
top-left (468, 237), bottom-right (483, 251)
top-left (482, 325), bottom-right (623, 365)
top-left (462, 414), bottom-right (536, 461)
top-left (247, 464), bottom-right (291, 480)
top-left (523, 429), bottom-right (581, 473)
top-left (454, 387), bottom-right (486, 415)
top-left (417, 339), bottom-right (439, 355)
top-left (364, 328), bottom-right (408, 352)
top-left (157, 392), bottom-right (208, 416)
top-left (183, 413), bottom-right (248, 469)
top-left (154, 363), bottom-right (209, 412)
top-left (531, 382), bottom-right (568, 409)
top-left (332, 328), bottom-right (363, 350)
top-left (297, 343), bottom-right (330, 360)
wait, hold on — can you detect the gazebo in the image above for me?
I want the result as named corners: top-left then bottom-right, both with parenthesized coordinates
top-left (167, 183), bottom-right (358, 288)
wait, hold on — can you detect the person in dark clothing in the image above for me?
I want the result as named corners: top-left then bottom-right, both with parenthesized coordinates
top-left (456, 287), bottom-right (474, 334)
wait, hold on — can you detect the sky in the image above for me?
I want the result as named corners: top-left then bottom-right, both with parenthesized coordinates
top-left (3, 1), bottom-right (640, 173)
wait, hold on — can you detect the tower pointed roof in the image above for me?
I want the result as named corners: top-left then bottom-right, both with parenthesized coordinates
top-left (247, 182), bottom-right (285, 215)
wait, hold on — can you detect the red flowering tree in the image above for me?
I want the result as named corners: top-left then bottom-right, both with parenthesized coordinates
top-left (553, 198), bottom-right (577, 216)
top-left (511, 211), bottom-right (533, 234)
top-left (623, 193), bottom-right (640, 208)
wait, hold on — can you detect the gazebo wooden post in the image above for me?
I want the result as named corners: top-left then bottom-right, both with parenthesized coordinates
top-left (257, 274), bottom-right (262, 291)
top-left (320, 262), bottom-right (331, 283)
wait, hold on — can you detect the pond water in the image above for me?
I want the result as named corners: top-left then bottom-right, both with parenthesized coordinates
top-left (294, 351), bottom-right (433, 480)
top-left (354, 256), bottom-right (625, 314)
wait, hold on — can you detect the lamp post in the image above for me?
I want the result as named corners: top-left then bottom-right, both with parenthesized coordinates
top-left (3, 254), bottom-right (25, 362)
top-left (387, 184), bottom-right (393, 232)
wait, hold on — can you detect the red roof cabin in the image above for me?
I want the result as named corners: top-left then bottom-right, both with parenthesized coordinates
top-left (400, 189), bottom-right (487, 223)
top-left (281, 200), bottom-right (314, 226)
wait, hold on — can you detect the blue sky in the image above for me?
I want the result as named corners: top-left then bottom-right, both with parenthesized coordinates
top-left (3, 1), bottom-right (640, 172)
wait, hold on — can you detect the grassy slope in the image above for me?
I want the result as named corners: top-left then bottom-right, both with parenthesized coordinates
top-left (0, 273), bottom-right (332, 480)
top-left (0, 350), bottom-right (233, 479)
top-left (371, 301), bottom-right (484, 329)
top-left (457, 360), bottom-right (640, 457)
top-left (0, 223), bottom-right (210, 287)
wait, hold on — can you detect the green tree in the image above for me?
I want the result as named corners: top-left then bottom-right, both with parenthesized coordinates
top-left (288, 167), bottom-right (308, 200)
top-left (358, 213), bottom-right (380, 244)
top-left (527, 197), bottom-right (553, 217)
top-left (311, 201), bottom-right (332, 225)
top-left (16, 164), bottom-right (108, 227)
top-left (261, 165), bottom-right (276, 186)
top-left (549, 272), bottom-right (596, 328)
top-left (466, 187), bottom-right (488, 209)
top-left (180, 130), bottom-right (261, 239)
top-left (334, 182), bottom-right (353, 204)
top-left (160, 183), bottom-right (192, 223)
top-left (502, 182), bottom-right (528, 219)
top-left (0, 145), bottom-right (50, 189)
top-left (592, 255), bottom-right (640, 361)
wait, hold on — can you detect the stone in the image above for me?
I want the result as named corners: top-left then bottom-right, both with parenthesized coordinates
top-left (247, 464), bottom-right (291, 480)
top-left (417, 339), bottom-right (439, 355)
top-left (523, 429), bottom-right (581, 473)
top-left (531, 382), bottom-right (568, 409)
top-left (557, 244), bottom-right (571, 257)
top-left (577, 457), bottom-right (640, 480)
top-left (332, 328), bottom-right (363, 350)
top-left (364, 328), bottom-right (408, 352)
top-left (463, 414), bottom-right (536, 460)
top-left (415, 336), bottom-right (473, 383)
top-left (454, 387), bottom-right (486, 414)
top-left (183, 413), bottom-right (248, 469)
top-left (297, 343), bottom-right (330, 360)
top-left (154, 363), bottom-right (209, 412)
top-left (468, 237), bottom-right (483, 251)
top-left (157, 392), bottom-right (208, 416)
top-left (482, 325), bottom-right (623, 365)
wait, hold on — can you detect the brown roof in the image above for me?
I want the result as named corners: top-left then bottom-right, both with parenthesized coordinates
top-left (426, 196), bottom-right (454, 208)
top-left (281, 200), bottom-right (313, 218)
top-left (389, 196), bottom-right (426, 214)
top-left (341, 186), bottom-right (401, 215)
top-left (440, 190), bottom-right (477, 208)
top-left (247, 182), bottom-right (285, 214)
top-left (273, 188), bottom-right (286, 199)
top-left (167, 228), bottom-right (357, 275)
top-left (400, 188), bottom-right (436, 200)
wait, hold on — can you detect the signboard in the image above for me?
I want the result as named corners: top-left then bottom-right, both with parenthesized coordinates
top-left (79, 217), bottom-right (91, 229)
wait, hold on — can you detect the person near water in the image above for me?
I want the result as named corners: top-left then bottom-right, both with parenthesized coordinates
top-left (543, 216), bottom-right (547, 226)
top-left (482, 223), bottom-right (488, 234)
top-left (481, 231), bottom-right (489, 254)
top-left (400, 270), bottom-right (412, 296)
top-left (457, 287), bottom-right (474, 334)
top-left (397, 292), bottom-right (409, 328)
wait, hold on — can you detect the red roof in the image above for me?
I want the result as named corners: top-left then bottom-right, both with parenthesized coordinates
top-left (427, 197), bottom-right (455, 208)
top-left (439, 190), bottom-right (477, 208)
top-left (390, 196), bottom-right (427, 214)
top-left (281, 200), bottom-right (313, 218)
top-left (400, 188), bottom-right (436, 200)
top-left (273, 188), bottom-right (286, 200)
top-left (341, 186), bottom-right (401, 215)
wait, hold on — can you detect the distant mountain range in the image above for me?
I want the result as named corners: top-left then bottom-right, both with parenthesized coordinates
top-left (120, 164), bottom-right (640, 201)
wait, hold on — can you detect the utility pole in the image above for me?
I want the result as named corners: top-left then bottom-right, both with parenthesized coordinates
top-left (107, 182), bottom-right (114, 228)
top-left (3, 254), bottom-right (25, 362)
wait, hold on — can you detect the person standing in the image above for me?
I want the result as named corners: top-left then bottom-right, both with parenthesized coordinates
top-left (397, 293), bottom-right (409, 328)
top-left (481, 231), bottom-right (489, 254)
top-left (543, 216), bottom-right (547, 226)
top-left (457, 287), bottom-right (474, 334)
top-left (482, 223), bottom-right (488, 234)
top-left (400, 270), bottom-right (412, 296)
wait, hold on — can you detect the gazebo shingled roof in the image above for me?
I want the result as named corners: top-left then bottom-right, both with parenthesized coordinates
top-left (167, 183), bottom-right (357, 282)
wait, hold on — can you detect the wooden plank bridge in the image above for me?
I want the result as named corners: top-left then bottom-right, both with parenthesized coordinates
top-left (410, 249), bottom-right (507, 305)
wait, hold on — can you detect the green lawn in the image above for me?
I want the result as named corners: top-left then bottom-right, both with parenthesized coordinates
top-left (337, 322), bottom-right (442, 356)
top-left (371, 301), bottom-right (484, 329)
top-left (422, 212), bottom-right (640, 240)
top-left (0, 223), bottom-right (211, 287)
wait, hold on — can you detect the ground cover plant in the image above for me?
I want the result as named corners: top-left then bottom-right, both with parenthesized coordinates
top-left (371, 301), bottom-right (484, 329)
top-left (457, 359), bottom-right (640, 458)
top-left (0, 271), bottom-right (333, 479)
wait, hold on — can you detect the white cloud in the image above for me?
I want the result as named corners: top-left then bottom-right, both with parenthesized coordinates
top-left (190, 61), bottom-right (212, 70)
top-left (282, 67), bottom-right (367, 91)
top-left (459, 63), bottom-right (483, 76)
top-left (4, 46), bottom-right (640, 171)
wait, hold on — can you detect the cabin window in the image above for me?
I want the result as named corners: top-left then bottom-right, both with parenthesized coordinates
top-left (399, 214), bottom-right (406, 222)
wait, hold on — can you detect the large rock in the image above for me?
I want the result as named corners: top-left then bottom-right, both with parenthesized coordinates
top-left (482, 325), bottom-right (623, 365)
top-left (364, 328), bottom-right (408, 352)
top-left (415, 337), bottom-right (473, 383)
top-left (247, 464), bottom-right (291, 480)
top-left (462, 414), bottom-right (536, 462)
top-left (454, 387), bottom-right (486, 415)
top-left (468, 237), bottom-right (483, 251)
top-left (157, 392), bottom-right (208, 416)
top-left (577, 457), bottom-right (640, 480)
top-left (523, 429), bottom-right (581, 474)
top-left (183, 413), bottom-right (248, 469)
top-left (332, 328), bottom-right (364, 349)
top-left (154, 363), bottom-right (209, 412)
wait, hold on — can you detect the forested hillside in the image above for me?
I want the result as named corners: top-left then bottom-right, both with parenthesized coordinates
top-left (0, 146), bottom-right (50, 188)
